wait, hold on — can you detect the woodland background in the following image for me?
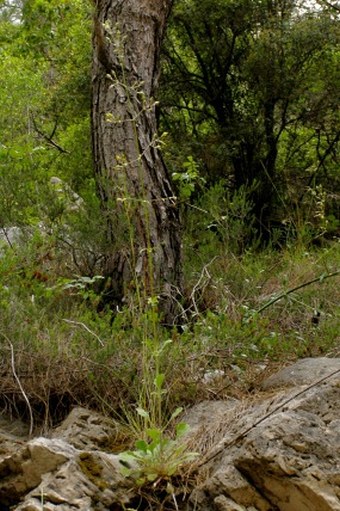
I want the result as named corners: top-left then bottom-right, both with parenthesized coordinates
top-left (0, 0), bottom-right (339, 433)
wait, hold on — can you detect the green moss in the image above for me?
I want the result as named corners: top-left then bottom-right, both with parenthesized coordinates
top-left (78, 452), bottom-right (109, 491)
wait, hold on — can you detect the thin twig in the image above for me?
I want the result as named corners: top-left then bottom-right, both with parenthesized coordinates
top-left (172, 492), bottom-right (179, 511)
top-left (1, 227), bottom-right (14, 250)
top-left (30, 113), bottom-right (70, 154)
top-left (255, 269), bottom-right (340, 316)
top-left (62, 319), bottom-right (105, 346)
top-left (164, 286), bottom-right (190, 325)
top-left (316, 0), bottom-right (340, 12)
top-left (190, 257), bottom-right (218, 316)
top-left (1, 334), bottom-right (34, 437)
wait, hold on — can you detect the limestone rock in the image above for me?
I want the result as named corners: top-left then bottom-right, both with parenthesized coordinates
top-left (260, 357), bottom-right (340, 390)
top-left (51, 406), bottom-right (119, 450)
top-left (0, 413), bottom-right (28, 461)
top-left (0, 411), bottom-right (132, 510)
top-left (182, 399), bottom-right (239, 433)
top-left (0, 227), bottom-right (25, 249)
top-left (189, 359), bottom-right (340, 511)
top-left (15, 451), bottom-right (131, 511)
top-left (0, 438), bottom-right (75, 506)
top-left (50, 176), bottom-right (84, 212)
top-left (1, 358), bottom-right (340, 510)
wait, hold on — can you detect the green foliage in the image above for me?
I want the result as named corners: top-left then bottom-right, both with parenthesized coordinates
top-left (172, 155), bottom-right (205, 200)
top-left (0, 0), bottom-right (93, 229)
top-left (184, 181), bottom-right (257, 259)
top-left (0, 203), bottom-right (339, 435)
top-left (119, 419), bottom-right (197, 486)
top-left (161, 0), bottom-right (340, 242)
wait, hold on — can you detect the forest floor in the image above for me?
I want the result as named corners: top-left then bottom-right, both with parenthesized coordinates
top-left (0, 233), bottom-right (339, 440)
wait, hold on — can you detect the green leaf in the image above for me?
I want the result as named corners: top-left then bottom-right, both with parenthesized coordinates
top-left (319, 272), bottom-right (326, 283)
top-left (154, 373), bottom-right (165, 390)
top-left (146, 472), bottom-right (158, 482)
top-left (146, 428), bottom-right (162, 443)
top-left (135, 439), bottom-right (148, 452)
top-left (136, 407), bottom-right (150, 419)
top-left (166, 481), bottom-right (175, 494)
top-left (175, 422), bottom-right (190, 438)
top-left (170, 407), bottom-right (183, 422)
top-left (159, 339), bottom-right (172, 353)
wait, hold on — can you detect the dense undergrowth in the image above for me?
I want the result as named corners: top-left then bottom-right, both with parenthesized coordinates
top-left (0, 192), bottom-right (339, 510)
top-left (0, 218), bottom-right (339, 434)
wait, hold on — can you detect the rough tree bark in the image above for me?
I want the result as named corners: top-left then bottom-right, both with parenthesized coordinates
top-left (91, 0), bottom-right (182, 324)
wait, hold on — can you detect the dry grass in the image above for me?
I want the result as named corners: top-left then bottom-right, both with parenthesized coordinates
top-left (0, 236), bottom-right (339, 439)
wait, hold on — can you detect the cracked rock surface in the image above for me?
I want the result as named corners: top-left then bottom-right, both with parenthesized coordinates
top-left (188, 358), bottom-right (340, 511)
top-left (0, 358), bottom-right (339, 510)
top-left (0, 407), bottom-right (132, 510)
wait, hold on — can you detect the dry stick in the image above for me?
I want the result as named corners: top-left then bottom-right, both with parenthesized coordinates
top-left (190, 256), bottom-right (218, 316)
top-left (316, 0), bottom-right (340, 12)
top-left (2, 334), bottom-right (34, 437)
top-left (1, 227), bottom-right (14, 250)
top-left (62, 319), bottom-right (105, 346)
top-left (30, 113), bottom-right (70, 154)
top-left (199, 366), bottom-right (340, 467)
top-left (255, 269), bottom-right (340, 316)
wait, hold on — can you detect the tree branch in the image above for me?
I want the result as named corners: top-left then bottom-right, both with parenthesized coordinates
top-left (30, 114), bottom-right (70, 154)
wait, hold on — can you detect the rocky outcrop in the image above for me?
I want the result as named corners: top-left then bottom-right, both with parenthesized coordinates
top-left (0, 227), bottom-right (27, 253)
top-left (188, 357), bottom-right (340, 511)
top-left (0, 358), bottom-right (340, 510)
top-left (0, 408), bottom-right (132, 511)
top-left (259, 357), bottom-right (340, 390)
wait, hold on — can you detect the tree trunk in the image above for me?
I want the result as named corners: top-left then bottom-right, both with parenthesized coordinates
top-left (91, 0), bottom-right (182, 324)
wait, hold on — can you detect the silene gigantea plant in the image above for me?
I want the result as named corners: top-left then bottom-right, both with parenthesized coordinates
top-left (119, 418), bottom-right (197, 486)
top-left (103, 20), bottom-right (198, 489)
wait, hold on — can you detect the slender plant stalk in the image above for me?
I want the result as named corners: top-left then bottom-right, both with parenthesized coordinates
top-left (1, 333), bottom-right (34, 437)
top-left (107, 24), bottom-right (168, 435)
top-left (256, 269), bottom-right (340, 315)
